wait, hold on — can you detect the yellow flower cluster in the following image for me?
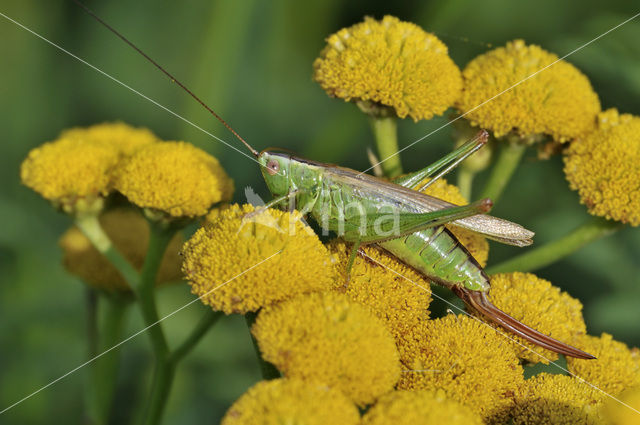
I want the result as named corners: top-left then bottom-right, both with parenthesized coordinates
top-left (221, 378), bottom-right (360, 425)
top-left (59, 208), bottom-right (183, 291)
top-left (602, 386), bottom-right (640, 425)
top-left (114, 141), bottom-right (233, 218)
top-left (60, 121), bottom-right (157, 157)
top-left (20, 122), bottom-right (158, 211)
top-left (457, 40), bottom-right (601, 142)
top-left (512, 373), bottom-right (606, 425)
top-left (28, 13), bottom-right (640, 425)
top-left (182, 204), bottom-right (336, 314)
top-left (418, 177), bottom-right (489, 266)
top-left (487, 272), bottom-right (587, 363)
top-left (328, 241), bottom-right (432, 344)
top-left (362, 390), bottom-right (484, 425)
top-left (313, 16), bottom-right (461, 121)
top-left (564, 109), bottom-right (640, 226)
top-left (21, 137), bottom-right (117, 210)
top-left (251, 292), bottom-right (401, 406)
top-left (398, 314), bottom-right (524, 423)
top-left (21, 122), bottom-right (233, 219)
top-left (567, 333), bottom-right (640, 395)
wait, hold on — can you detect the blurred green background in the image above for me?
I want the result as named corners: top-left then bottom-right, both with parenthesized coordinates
top-left (1, 0), bottom-right (639, 423)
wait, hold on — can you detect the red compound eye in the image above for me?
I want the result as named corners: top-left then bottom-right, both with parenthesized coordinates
top-left (267, 159), bottom-right (280, 175)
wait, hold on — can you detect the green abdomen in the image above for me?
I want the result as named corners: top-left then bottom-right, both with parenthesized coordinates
top-left (306, 172), bottom-right (490, 292)
top-left (379, 226), bottom-right (490, 292)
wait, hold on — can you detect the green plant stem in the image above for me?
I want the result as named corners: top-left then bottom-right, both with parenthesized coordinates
top-left (486, 216), bottom-right (622, 274)
top-left (144, 360), bottom-right (176, 425)
top-left (136, 222), bottom-right (175, 355)
top-left (86, 288), bottom-right (99, 357)
top-left (244, 312), bottom-right (280, 380)
top-left (457, 168), bottom-right (475, 200)
top-left (77, 214), bottom-right (215, 425)
top-left (76, 215), bottom-right (137, 425)
top-left (88, 294), bottom-right (130, 424)
top-left (137, 222), bottom-right (178, 425)
top-left (84, 289), bottom-right (99, 425)
top-left (75, 214), bottom-right (139, 285)
top-left (369, 116), bottom-right (402, 178)
top-left (480, 141), bottom-right (526, 203)
top-left (145, 309), bottom-right (222, 425)
top-left (169, 310), bottom-right (223, 364)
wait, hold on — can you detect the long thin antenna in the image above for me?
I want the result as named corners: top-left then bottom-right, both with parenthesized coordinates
top-left (72, 0), bottom-right (259, 158)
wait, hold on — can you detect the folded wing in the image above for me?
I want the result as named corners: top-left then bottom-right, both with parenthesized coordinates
top-left (326, 166), bottom-right (534, 247)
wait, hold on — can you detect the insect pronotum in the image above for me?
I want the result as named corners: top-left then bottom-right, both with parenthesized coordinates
top-left (74, 0), bottom-right (594, 360)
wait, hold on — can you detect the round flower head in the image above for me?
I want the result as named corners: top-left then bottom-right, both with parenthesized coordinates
top-left (512, 374), bottom-right (606, 425)
top-left (564, 109), bottom-right (640, 226)
top-left (418, 177), bottom-right (489, 266)
top-left (182, 204), bottom-right (335, 314)
top-left (457, 40), bottom-right (601, 142)
top-left (202, 203), bottom-right (232, 224)
top-left (114, 141), bottom-right (233, 218)
top-left (221, 378), bottom-right (360, 425)
top-left (313, 15), bottom-right (462, 121)
top-left (328, 240), bottom-right (432, 343)
top-left (21, 137), bottom-right (119, 212)
top-left (485, 272), bottom-right (587, 364)
top-left (397, 314), bottom-right (523, 423)
top-left (21, 122), bottom-right (160, 213)
top-left (252, 292), bottom-right (401, 406)
top-left (362, 390), bottom-right (483, 425)
top-left (59, 208), bottom-right (183, 291)
top-left (60, 121), bottom-right (158, 157)
top-left (567, 333), bottom-right (640, 395)
top-left (602, 386), bottom-right (640, 425)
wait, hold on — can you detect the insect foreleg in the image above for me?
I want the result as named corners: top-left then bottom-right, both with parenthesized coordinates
top-left (393, 130), bottom-right (488, 190)
top-left (257, 190), bottom-right (300, 210)
top-left (243, 189), bottom-right (302, 226)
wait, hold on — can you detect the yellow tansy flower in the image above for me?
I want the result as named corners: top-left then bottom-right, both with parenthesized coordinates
top-left (21, 122), bottom-right (161, 213)
top-left (567, 333), bottom-right (640, 395)
top-left (486, 272), bottom-right (587, 364)
top-left (328, 240), bottom-right (432, 345)
top-left (252, 292), bottom-right (401, 406)
top-left (313, 15), bottom-right (462, 121)
top-left (602, 386), bottom-right (640, 425)
top-left (457, 40), bottom-right (600, 142)
top-left (397, 314), bottom-right (524, 423)
top-left (632, 347), bottom-right (640, 371)
top-left (221, 378), bottom-right (360, 425)
top-left (182, 204), bottom-right (335, 314)
top-left (59, 208), bottom-right (183, 291)
top-left (362, 390), bottom-right (484, 425)
top-left (202, 203), bottom-right (232, 224)
top-left (60, 121), bottom-right (158, 157)
top-left (564, 109), bottom-right (640, 226)
top-left (114, 141), bottom-right (233, 217)
top-left (21, 137), bottom-right (119, 211)
top-left (418, 177), bottom-right (489, 266)
top-left (512, 373), bottom-right (606, 425)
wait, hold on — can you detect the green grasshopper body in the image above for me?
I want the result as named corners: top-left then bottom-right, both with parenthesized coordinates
top-left (74, 0), bottom-right (595, 360)
top-left (260, 152), bottom-right (494, 292)
top-left (258, 149), bottom-right (594, 359)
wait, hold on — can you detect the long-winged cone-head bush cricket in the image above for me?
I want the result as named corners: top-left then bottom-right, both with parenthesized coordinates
top-left (74, 0), bottom-right (594, 360)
